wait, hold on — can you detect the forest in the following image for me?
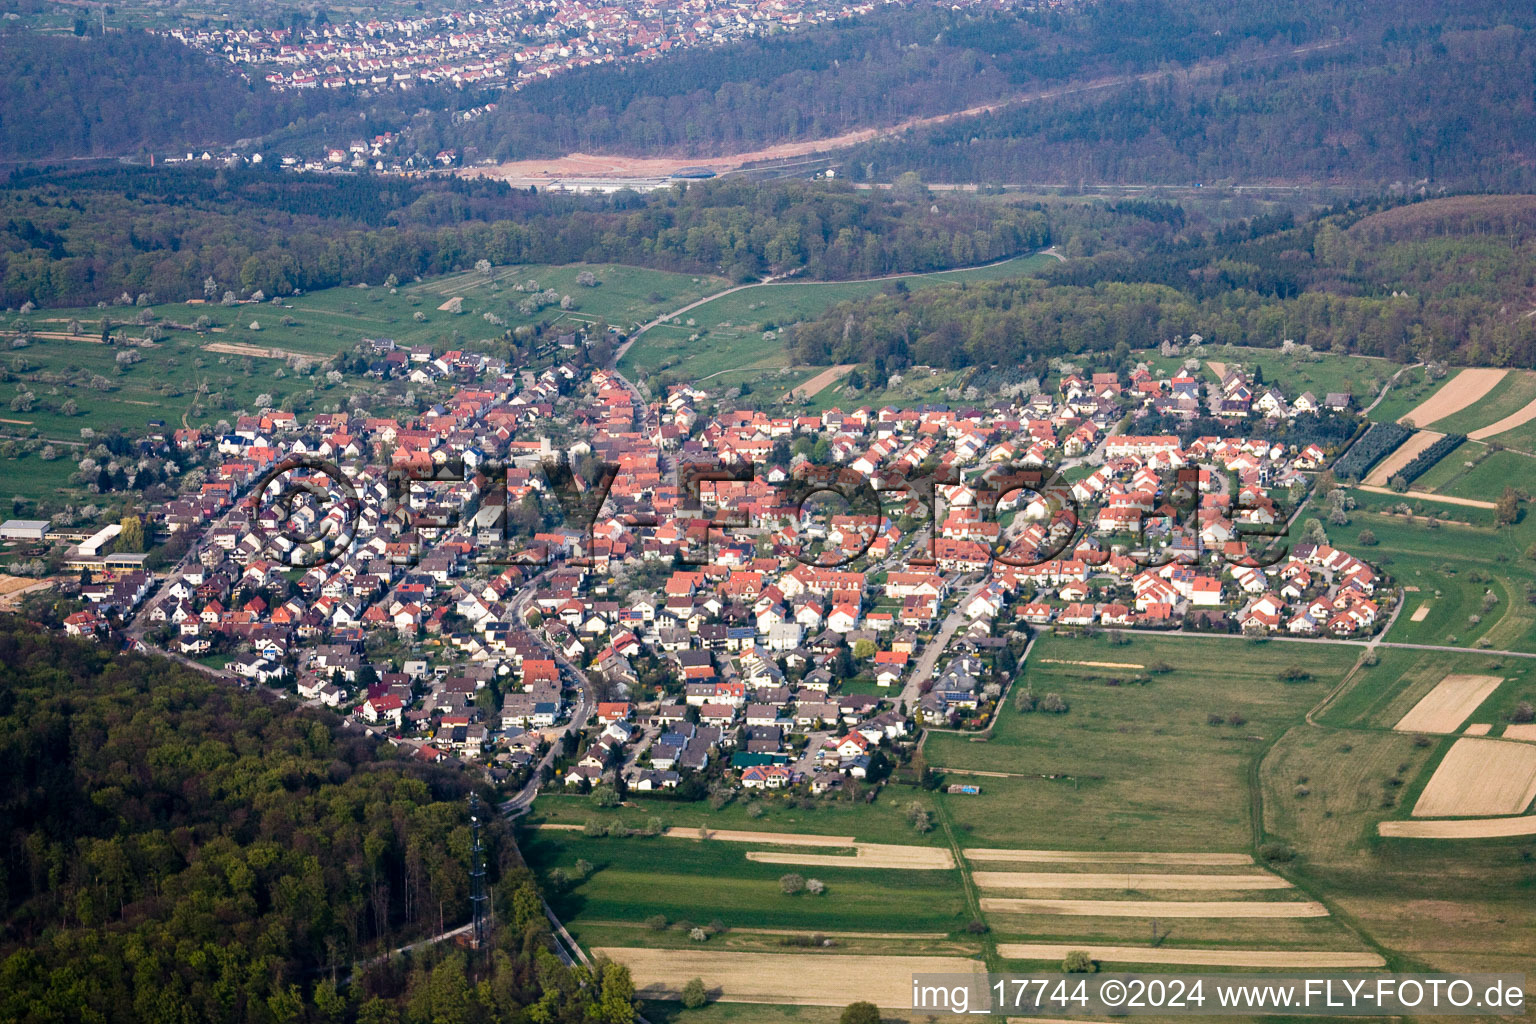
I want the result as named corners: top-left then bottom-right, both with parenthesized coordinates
top-left (0, 30), bottom-right (445, 162)
top-left (0, 617), bottom-right (640, 1024)
top-left (0, 168), bottom-right (1049, 308)
top-left (788, 193), bottom-right (1536, 372)
top-left (837, 2), bottom-right (1536, 188)
top-left (424, 0), bottom-right (1330, 162)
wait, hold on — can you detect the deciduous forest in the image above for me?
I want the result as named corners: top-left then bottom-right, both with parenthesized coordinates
top-left (0, 618), bottom-right (640, 1024)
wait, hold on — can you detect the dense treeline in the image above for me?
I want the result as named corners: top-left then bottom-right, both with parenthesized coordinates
top-left (788, 194), bottom-right (1536, 371)
top-left (839, 2), bottom-right (1536, 188)
top-left (0, 618), bottom-right (640, 1024)
top-left (427, 1), bottom-right (1329, 161)
top-left (0, 29), bottom-right (475, 163)
top-left (0, 168), bottom-right (1049, 308)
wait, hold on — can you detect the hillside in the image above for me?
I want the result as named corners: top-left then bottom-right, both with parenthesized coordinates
top-left (836, 3), bottom-right (1536, 188)
top-left (787, 194), bottom-right (1536, 373)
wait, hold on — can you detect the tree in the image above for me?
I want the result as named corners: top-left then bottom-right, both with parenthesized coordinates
top-left (682, 977), bottom-right (708, 1009)
top-left (1062, 950), bottom-right (1097, 973)
top-left (1496, 486), bottom-right (1519, 526)
top-left (840, 1001), bottom-right (882, 1024)
top-left (852, 638), bottom-right (876, 660)
top-left (118, 515), bottom-right (145, 553)
top-left (780, 873), bottom-right (806, 894)
top-left (1357, 529), bottom-right (1377, 546)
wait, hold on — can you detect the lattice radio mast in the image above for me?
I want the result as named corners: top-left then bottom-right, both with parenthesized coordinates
top-left (468, 792), bottom-right (490, 949)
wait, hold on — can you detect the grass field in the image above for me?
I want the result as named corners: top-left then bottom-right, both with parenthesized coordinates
top-left (1414, 446), bottom-right (1535, 503)
top-left (617, 252), bottom-right (1055, 388)
top-left (1339, 503), bottom-right (1536, 652)
top-left (1364, 365), bottom-right (1442, 424)
top-left (923, 632), bottom-right (1360, 851)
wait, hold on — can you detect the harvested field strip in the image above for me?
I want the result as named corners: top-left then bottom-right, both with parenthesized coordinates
top-left (1464, 723), bottom-right (1492, 736)
top-left (1410, 604), bottom-right (1431, 622)
top-left (1038, 659), bottom-right (1145, 669)
top-left (785, 364), bottom-right (854, 401)
top-left (1393, 674), bottom-right (1502, 734)
top-left (593, 947), bottom-right (983, 1006)
top-left (1399, 367), bottom-right (1507, 426)
top-left (1364, 430), bottom-right (1445, 486)
top-left (979, 898), bottom-right (1328, 918)
top-left (583, 922), bottom-right (953, 939)
top-left (744, 845), bottom-right (955, 870)
top-left (1504, 724), bottom-right (1536, 742)
top-left (202, 341), bottom-right (310, 360)
top-left (996, 944), bottom-right (1385, 968)
top-left (973, 871), bottom-right (1291, 891)
top-left (963, 850), bottom-right (1252, 866)
top-left (1380, 816), bottom-right (1536, 839)
top-left (1469, 396), bottom-right (1536, 440)
top-left (660, 828), bottom-right (855, 846)
top-left (1412, 737), bottom-right (1536, 817)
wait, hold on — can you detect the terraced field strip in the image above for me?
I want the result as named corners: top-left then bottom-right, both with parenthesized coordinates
top-left (963, 850), bottom-right (1252, 866)
top-left (744, 844), bottom-right (955, 870)
top-left (1392, 674), bottom-right (1503, 733)
top-left (1468, 395), bottom-right (1536, 440)
top-left (973, 871), bottom-right (1292, 891)
top-left (979, 898), bottom-right (1328, 918)
top-left (1399, 367), bottom-right (1507, 426)
top-left (1411, 737), bottom-right (1536, 816)
top-left (996, 944), bottom-right (1385, 968)
top-left (1363, 430), bottom-right (1446, 486)
top-left (593, 947), bottom-right (984, 1006)
top-left (1380, 816), bottom-right (1536, 838)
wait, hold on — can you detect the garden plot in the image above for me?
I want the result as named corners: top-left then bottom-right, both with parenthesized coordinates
top-left (1393, 675), bottom-right (1503, 734)
top-left (1412, 738), bottom-right (1536, 816)
top-left (594, 948), bottom-right (983, 1006)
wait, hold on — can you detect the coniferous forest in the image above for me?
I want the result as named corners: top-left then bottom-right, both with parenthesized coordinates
top-left (0, 618), bottom-right (640, 1024)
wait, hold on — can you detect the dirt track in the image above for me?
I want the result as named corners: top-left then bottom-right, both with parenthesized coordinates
top-left (593, 947), bottom-right (983, 1006)
top-left (973, 871), bottom-right (1291, 891)
top-left (1398, 368), bottom-right (1507, 427)
top-left (1412, 737), bottom-right (1536, 816)
top-left (963, 850), bottom-right (1252, 865)
top-left (1393, 674), bottom-right (1503, 734)
top-left (1364, 430), bottom-right (1445, 486)
top-left (1355, 485), bottom-right (1497, 509)
top-left (980, 898), bottom-right (1328, 918)
top-left (995, 944), bottom-right (1385, 968)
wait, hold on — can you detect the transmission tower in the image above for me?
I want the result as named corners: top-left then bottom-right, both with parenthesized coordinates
top-left (468, 792), bottom-right (490, 949)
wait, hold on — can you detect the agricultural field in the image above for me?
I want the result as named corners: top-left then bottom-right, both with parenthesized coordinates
top-left (923, 632), bottom-right (1360, 851)
top-left (1261, 642), bottom-right (1536, 977)
top-left (1430, 369), bottom-right (1536, 436)
top-left (1394, 367), bottom-right (1509, 429)
top-left (1364, 364), bottom-right (1445, 424)
top-left (617, 252), bottom-right (1056, 390)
